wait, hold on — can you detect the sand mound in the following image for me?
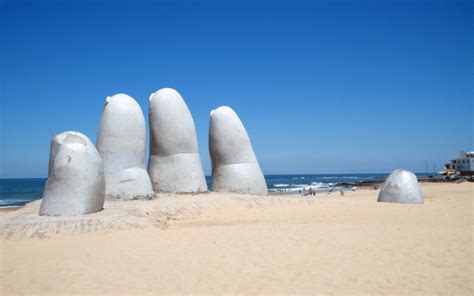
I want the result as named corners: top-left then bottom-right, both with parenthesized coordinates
top-left (0, 192), bottom-right (308, 239)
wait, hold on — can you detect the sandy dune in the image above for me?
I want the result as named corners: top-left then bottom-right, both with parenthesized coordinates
top-left (1, 182), bottom-right (472, 295)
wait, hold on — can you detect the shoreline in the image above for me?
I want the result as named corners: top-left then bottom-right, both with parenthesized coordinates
top-left (0, 206), bottom-right (23, 213)
top-left (2, 178), bottom-right (470, 208)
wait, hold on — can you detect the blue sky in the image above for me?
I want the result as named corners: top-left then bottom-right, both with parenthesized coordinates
top-left (0, 0), bottom-right (472, 178)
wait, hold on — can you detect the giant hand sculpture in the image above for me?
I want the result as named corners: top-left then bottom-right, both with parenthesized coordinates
top-left (377, 169), bottom-right (423, 204)
top-left (40, 131), bottom-right (105, 216)
top-left (97, 94), bottom-right (153, 199)
top-left (148, 88), bottom-right (207, 193)
top-left (209, 106), bottom-right (267, 195)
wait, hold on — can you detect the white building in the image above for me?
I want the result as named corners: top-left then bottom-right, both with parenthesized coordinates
top-left (446, 151), bottom-right (474, 176)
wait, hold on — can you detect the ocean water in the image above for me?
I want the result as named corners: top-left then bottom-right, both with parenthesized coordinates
top-left (265, 174), bottom-right (387, 193)
top-left (0, 178), bottom-right (47, 207)
top-left (0, 174), bottom-right (431, 207)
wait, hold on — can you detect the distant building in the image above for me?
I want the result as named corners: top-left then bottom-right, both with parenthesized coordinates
top-left (444, 151), bottom-right (474, 176)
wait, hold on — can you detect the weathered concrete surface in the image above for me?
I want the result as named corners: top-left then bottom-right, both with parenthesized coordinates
top-left (377, 169), bottom-right (423, 204)
top-left (148, 88), bottom-right (207, 193)
top-left (39, 131), bottom-right (105, 216)
top-left (209, 106), bottom-right (267, 195)
top-left (97, 94), bottom-right (153, 199)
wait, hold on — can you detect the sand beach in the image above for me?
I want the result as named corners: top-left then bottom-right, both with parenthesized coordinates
top-left (0, 182), bottom-right (472, 295)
